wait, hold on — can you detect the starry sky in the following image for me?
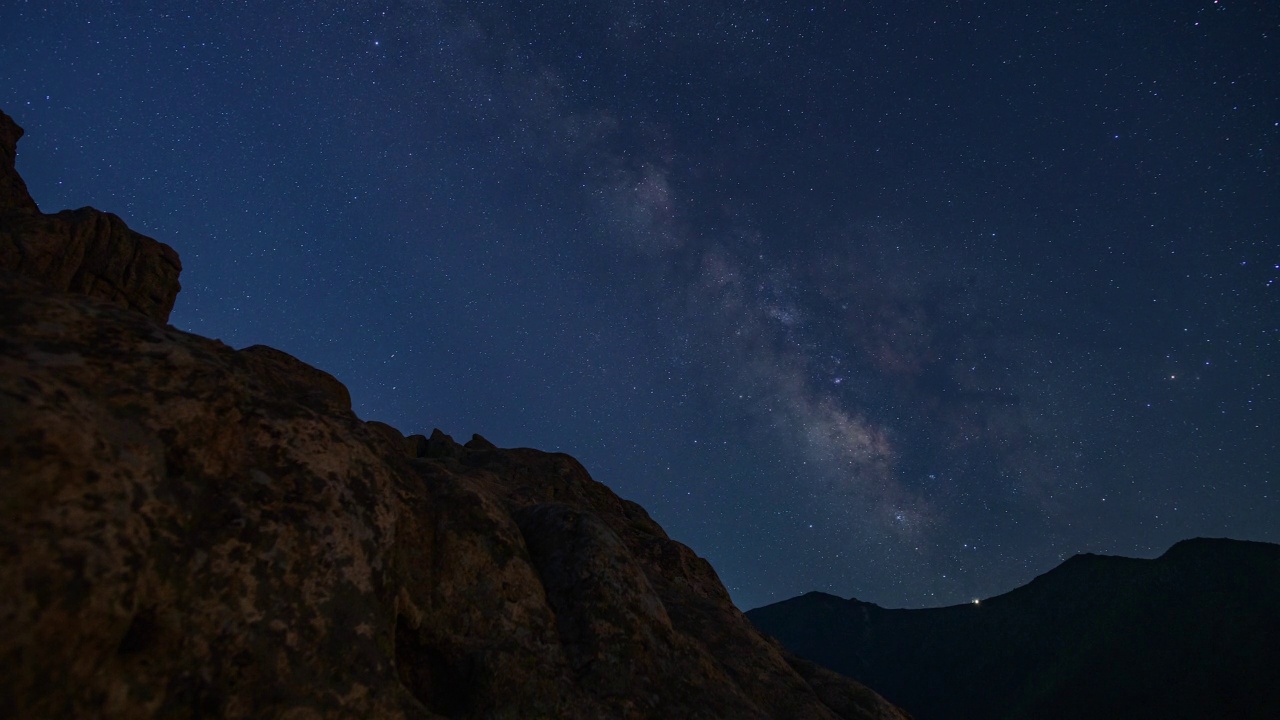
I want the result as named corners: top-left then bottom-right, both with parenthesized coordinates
top-left (3, 1), bottom-right (1277, 611)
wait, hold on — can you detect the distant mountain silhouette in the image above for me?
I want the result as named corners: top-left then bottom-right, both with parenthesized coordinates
top-left (747, 538), bottom-right (1280, 720)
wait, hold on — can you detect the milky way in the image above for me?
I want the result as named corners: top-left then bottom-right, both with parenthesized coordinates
top-left (2, 0), bottom-right (1276, 609)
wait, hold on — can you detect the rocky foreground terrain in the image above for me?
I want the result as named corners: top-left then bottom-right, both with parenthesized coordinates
top-left (0, 108), bottom-right (908, 719)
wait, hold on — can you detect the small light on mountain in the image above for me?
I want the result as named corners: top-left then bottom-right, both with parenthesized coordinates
top-left (972, 599), bottom-right (980, 605)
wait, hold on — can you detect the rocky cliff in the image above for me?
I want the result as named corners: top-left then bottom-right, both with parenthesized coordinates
top-left (0, 109), bottom-right (909, 719)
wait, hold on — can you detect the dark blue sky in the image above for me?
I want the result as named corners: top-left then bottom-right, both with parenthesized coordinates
top-left (3, 0), bottom-right (1277, 610)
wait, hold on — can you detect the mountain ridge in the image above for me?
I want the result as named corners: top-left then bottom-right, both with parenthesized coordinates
top-left (748, 537), bottom-right (1280, 720)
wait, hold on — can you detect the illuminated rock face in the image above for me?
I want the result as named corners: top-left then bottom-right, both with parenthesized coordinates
top-left (0, 109), bottom-right (909, 720)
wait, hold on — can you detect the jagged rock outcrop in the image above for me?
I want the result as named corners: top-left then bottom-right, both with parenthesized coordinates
top-left (0, 110), bottom-right (909, 719)
top-left (0, 109), bottom-right (181, 323)
top-left (0, 109), bottom-right (38, 213)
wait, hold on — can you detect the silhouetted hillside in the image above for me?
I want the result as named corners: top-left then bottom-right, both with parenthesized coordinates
top-left (747, 538), bottom-right (1280, 720)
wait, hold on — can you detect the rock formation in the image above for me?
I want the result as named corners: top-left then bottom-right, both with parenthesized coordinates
top-left (0, 109), bottom-right (38, 213)
top-left (0, 109), bottom-right (181, 324)
top-left (0, 109), bottom-right (909, 719)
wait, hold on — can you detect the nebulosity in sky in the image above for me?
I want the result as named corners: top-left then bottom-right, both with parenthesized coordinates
top-left (0, 0), bottom-right (1276, 610)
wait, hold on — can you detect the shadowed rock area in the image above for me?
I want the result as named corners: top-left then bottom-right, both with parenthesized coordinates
top-left (0, 109), bottom-right (909, 719)
top-left (748, 538), bottom-right (1280, 720)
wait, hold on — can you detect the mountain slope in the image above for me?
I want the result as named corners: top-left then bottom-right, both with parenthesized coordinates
top-left (747, 538), bottom-right (1280, 720)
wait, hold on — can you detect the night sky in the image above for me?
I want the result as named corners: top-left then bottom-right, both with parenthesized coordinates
top-left (3, 1), bottom-right (1277, 611)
